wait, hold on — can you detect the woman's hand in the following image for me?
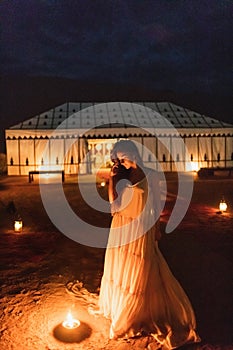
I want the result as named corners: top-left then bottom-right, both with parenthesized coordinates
top-left (110, 163), bottom-right (120, 177)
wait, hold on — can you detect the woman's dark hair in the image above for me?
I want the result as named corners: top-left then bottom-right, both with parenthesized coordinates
top-left (111, 140), bottom-right (143, 166)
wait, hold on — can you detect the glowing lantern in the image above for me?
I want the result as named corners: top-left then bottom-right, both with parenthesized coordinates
top-left (100, 181), bottom-right (106, 187)
top-left (14, 217), bottom-right (23, 232)
top-left (62, 311), bottom-right (80, 329)
top-left (219, 199), bottom-right (227, 212)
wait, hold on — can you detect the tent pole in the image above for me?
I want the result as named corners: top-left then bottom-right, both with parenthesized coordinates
top-left (170, 135), bottom-right (172, 172)
top-left (224, 135), bottom-right (227, 168)
top-left (211, 136), bottom-right (213, 167)
top-left (18, 138), bottom-right (21, 175)
top-left (184, 135), bottom-right (186, 172)
top-left (78, 136), bottom-right (81, 164)
top-left (33, 138), bottom-right (36, 171)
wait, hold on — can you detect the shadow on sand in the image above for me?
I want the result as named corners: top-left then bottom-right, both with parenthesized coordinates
top-left (53, 321), bottom-right (92, 343)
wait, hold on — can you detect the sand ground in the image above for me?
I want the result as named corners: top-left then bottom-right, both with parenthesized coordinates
top-left (0, 174), bottom-right (232, 350)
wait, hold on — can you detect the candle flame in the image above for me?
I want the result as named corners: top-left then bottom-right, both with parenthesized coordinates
top-left (62, 311), bottom-right (80, 329)
top-left (67, 311), bottom-right (74, 328)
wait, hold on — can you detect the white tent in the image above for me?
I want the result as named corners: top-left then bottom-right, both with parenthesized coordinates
top-left (5, 102), bottom-right (233, 175)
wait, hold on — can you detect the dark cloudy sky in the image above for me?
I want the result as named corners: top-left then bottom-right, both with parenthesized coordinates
top-left (1, 0), bottom-right (232, 94)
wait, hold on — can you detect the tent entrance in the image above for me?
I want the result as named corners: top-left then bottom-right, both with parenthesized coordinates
top-left (86, 138), bottom-right (117, 174)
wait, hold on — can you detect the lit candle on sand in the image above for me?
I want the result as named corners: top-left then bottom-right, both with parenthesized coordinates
top-left (14, 218), bottom-right (23, 232)
top-left (219, 199), bottom-right (227, 212)
top-left (62, 311), bottom-right (80, 329)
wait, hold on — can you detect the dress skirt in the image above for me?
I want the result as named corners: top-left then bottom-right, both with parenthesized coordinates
top-left (99, 213), bottom-right (200, 349)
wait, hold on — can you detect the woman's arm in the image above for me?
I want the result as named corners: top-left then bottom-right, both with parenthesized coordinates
top-left (108, 174), bottom-right (117, 203)
top-left (108, 163), bottom-right (121, 203)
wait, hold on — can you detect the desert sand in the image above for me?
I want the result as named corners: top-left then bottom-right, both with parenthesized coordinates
top-left (0, 173), bottom-right (232, 350)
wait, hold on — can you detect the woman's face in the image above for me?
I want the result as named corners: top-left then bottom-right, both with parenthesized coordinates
top-left (116, 152), bottom-right (136, 169)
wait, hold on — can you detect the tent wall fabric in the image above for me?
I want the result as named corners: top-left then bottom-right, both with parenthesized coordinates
top-left (5, 102), bottom-right (233, 176)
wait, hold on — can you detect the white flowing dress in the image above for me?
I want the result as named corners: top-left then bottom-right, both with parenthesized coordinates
top-left (99, 170), bottom-right (200, 349)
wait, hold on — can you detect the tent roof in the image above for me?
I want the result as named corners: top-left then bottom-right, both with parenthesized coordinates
top-left (9, 101), bottom-right (232, 131)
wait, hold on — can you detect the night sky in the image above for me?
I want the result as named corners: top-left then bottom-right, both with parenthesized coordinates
top-left (0, 0), bottom-right (232, 152)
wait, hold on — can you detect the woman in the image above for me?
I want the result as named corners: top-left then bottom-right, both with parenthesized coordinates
top-left (98, 140), bottom-right (200, 349)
